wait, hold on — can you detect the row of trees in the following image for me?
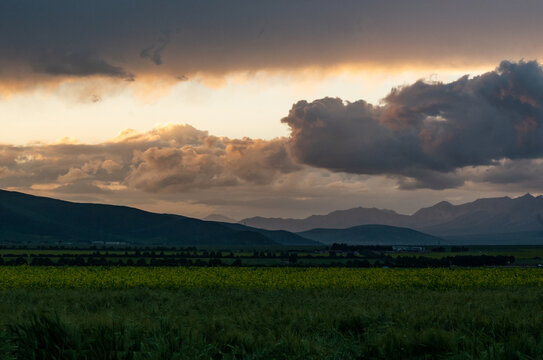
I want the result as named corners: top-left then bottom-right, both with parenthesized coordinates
top-left (392, 255), bottom-right (514, 267)
top-left (0, 254), bottom-right (515, 267)
top-left (330, 244), bottom-right (393, 251)
top-left (0, 257), bottom-right (241, 267)
top-left (431, 246), bottom-right (470, 252)
top-left (0, 250), bottom-right (361, 259)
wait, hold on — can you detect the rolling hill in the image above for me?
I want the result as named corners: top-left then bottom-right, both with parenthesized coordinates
top-left (298, 224), bottom-right (442, 245)
top-left (0, 189), bottom-right (316, 246)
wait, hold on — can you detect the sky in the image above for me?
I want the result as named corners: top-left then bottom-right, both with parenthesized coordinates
top-left (2, 0), bottom-right (543, 220)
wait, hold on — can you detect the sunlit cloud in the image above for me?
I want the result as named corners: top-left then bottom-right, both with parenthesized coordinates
top-left (4, 61), bottom-right (543, 198)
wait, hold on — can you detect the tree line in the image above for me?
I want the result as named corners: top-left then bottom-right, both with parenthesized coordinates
top-left (0, 254), bottom-right (515, 267)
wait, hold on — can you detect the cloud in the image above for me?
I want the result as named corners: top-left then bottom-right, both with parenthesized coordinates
top-left (101, 159), bottom-right (122, 174)
top-left (4, 60), bottom-right (543, 220)
top-left (0, 166), bottom-right (19, 179)
top-left (0, 124), bottom-right (300, 194)
top-left (2, 0), bottom-right (543, 91)
top-left (470, 159), bottom-right (543, 191)
top-left (282, 60), bottom-right (543, 189)
top-left (34, 50), bottom-right (134, 80)
top-left (57, 168), bottom-right (91, 183)
top-left (3, 61), bottom-right (543, 195)
top-left (126, 136), bottom-right (300, 192)
top-left (140, 30), bottom-right (171, 66)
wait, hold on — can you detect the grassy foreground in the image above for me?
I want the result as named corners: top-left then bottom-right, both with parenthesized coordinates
top-left (2, 267), bottom-right (543, 359)
top-left (1, 287), bottom-right (543, 359)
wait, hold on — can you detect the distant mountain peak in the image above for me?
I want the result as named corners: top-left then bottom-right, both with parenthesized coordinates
top-left (518, 193), bottom-right (534, 200)
top-left (433, 200), bottom-right (453, 208)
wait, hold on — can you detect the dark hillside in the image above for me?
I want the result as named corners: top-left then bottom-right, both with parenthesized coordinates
top-left (0, 189), bottom-right (295, 246)
top-left (299, 224), bottom-right (441, 245)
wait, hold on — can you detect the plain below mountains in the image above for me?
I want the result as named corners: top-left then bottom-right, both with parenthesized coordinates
top-left (0, 189), bottom-right (316, 246)
top-left (241, 194), bottom-right (543, 244)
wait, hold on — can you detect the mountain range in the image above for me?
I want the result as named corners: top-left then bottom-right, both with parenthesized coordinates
top-left (3, 188), bottom-right (543, 246)
top-left (0, 189), bottom-right (316, 246)
top-left (240, 194), bottom-right (543, 243)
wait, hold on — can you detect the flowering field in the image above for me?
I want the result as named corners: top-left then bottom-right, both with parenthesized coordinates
top-left (1, 266), bottom-right (543, 290)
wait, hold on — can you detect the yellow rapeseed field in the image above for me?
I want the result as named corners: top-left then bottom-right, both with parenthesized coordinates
top-left (1, 266), bottom-right (543, 290)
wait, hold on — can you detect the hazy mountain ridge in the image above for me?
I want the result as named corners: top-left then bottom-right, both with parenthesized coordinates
top-left (241, 194), bottom-right (543, 237)
top-left (0, 189), bottom-right (316, 246)
top-left (4, 189), bottom-right (543, 246)
top-left (240, 207), bottom-right (410, 232)
top-left (414, 194), bottom-right (543, 235)
top-left (299, 225), bottom-right (442, 246)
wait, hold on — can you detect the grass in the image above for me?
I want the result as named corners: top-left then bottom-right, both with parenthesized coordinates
top-left (2, 265), bottom-right (543, 358)
top-left (3, 267), bottom-right (543, 290)
top-left (1, 287), bottom-right (543, 359)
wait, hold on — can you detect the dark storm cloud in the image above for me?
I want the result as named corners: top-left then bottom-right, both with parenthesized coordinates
top-left (2, 0), bottom-right (543, 86)
top-left (140, 30), bottom-right (171, 66)
top-left (282, 60), bottom-right (543, 189)
top-left (475, 159), bottom-right (543, 190)
top-left (35, 50), bottom-right (134, 80)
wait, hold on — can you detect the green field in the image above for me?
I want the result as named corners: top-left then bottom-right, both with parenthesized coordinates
top-left (3, 262), bottom-right (543, 358)
top-left (1, 287), bottom-right (543, 359)
top-left (1, 266), bottom-right (543, 290)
